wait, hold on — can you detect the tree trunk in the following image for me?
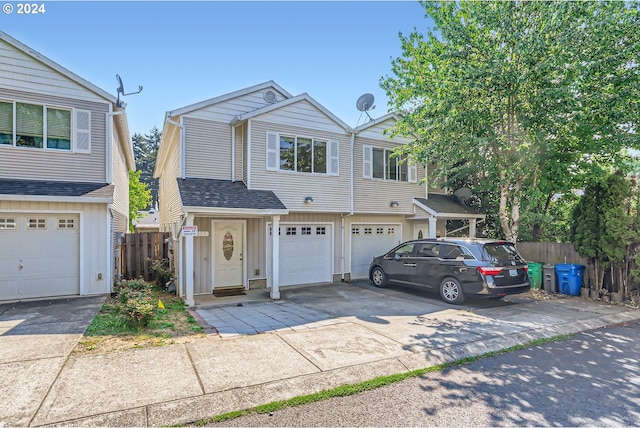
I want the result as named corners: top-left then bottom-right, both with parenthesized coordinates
top-left (498, 179), bottom-right (515, 242)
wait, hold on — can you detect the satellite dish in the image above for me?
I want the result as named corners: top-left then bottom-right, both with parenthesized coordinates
top-left (263, 90), bottom-right (277, 104)
top-left (115, 74), bottom-right (143, 108)
top-left (356, 93), bottom-right (376, 123)
top-left (453, 187), bottom-right (473, 203)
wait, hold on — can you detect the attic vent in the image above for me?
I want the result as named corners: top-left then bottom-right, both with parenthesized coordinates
top-left (264, 90), bottom-right (277, 104)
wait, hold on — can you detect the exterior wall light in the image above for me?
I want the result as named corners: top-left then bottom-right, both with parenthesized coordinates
top-left (304, 196), bottom-right (314, 203)
top-left (390, 201), bottom-right (399, 207)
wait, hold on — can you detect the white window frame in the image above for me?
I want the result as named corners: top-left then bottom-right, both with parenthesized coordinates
top-left (27, 218), bottom-right (47, 230)
top-left (0, 99), bottom-right (90, 153)
top-left (266, 132), bottom-right (338, 176)
top-left (0, 218), bottom-right (16, 230)
top-left (363, 144), bottom-right (417, 183)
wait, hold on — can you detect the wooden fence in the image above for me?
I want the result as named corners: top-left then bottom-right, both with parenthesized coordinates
top-left (120, 232), bottom-right (170, 281)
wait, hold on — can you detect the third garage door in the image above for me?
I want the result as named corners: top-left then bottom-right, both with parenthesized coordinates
top-left (351, 224), bottom-right (401, 279)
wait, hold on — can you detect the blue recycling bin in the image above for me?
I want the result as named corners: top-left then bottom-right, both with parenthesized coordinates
top-left (555, 264), bottom-right (585, 296)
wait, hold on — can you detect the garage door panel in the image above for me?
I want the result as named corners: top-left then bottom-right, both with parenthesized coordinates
top-left (0, 214), bottom-right (80, 300)
top-left (351, 224), bottom-right (401, 279)
top-left (270, 224), bottom-right (333, 287)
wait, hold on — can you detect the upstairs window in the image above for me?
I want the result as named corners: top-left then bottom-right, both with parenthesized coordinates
top-left (363, 145), bottom-right (417, 183)
top-left (0, 100), bottom-right (89, 153)
top-left (266, 132), bottom-right (338, 175)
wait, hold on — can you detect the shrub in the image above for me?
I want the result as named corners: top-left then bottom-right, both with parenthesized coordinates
top-left (149, 258), bottom-right (173, 287)
top-left (115, 279), bottom-right (156, 326)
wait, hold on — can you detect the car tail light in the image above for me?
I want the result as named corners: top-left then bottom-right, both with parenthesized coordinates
top-left (523, 265), bottom-right (528, 273)
top-left (477, 266), bottom-right (503, 276)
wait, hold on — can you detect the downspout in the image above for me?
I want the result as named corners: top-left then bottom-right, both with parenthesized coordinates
top-left (231, 125), bottom-right (236, 182)
top-left (105, 110), bottom-right (127, 184)
top-left (166, 117), bottom-right (186, 179)
top-left (341, 131), bottom-right (356, 281)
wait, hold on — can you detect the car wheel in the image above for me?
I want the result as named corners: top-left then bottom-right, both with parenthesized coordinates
top-left (440, 277), bottom-right (465, 304)
top-left (371, 266), bottom-right (387, 288)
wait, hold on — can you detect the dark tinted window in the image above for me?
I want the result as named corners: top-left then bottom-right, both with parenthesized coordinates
top-left (482, 243), bottom-right (525, 263)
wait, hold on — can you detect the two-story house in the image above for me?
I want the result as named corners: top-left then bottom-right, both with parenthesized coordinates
top-left (0, 31), bottom-right (134, 301)
top-left (154, 81), bottom-right (484, 305)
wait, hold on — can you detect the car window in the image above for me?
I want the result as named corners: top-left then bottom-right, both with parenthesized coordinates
top-left (389, 243), bottom-right (415, 258)
top-left (440, 244), bottom-right (462, 260)
top-left (483, 242), bottom-right (525, 263)
top-left (414, 242), bottom-right (437, 257)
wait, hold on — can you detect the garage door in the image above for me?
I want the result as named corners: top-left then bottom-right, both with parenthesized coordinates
top-left (269, 224), bottom-right (333, 286)
top-left (351, 224), bottom-right (401, 279)
top-left (0, 214), bottom-right (80, 300)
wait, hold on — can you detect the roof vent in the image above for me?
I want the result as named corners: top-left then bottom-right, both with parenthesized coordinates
top-left (264, 90), bottom-right (277, 104)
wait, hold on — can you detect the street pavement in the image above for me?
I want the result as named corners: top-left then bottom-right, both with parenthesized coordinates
top-left (1, 281), bottom-right (639, 427)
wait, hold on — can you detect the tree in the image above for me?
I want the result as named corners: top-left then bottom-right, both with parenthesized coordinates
top-left (381, 1), bottom-right (640, 241)
top-left (129, 170), bottom-right (151, 232)
top-left (132, 127), bottom-right (161, 208)
top-left (571, 171), bottom-right (636, 296)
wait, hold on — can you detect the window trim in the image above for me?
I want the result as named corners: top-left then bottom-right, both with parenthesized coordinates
top-left (363, 144), bottom-right (417, 183)
top-left (0, 218), bottom-right (17, 230)
top-left (266, 132), bottom-right (338, 176)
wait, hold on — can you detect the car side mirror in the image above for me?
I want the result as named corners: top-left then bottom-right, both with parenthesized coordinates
top-left (394, 254), bottom-right (401, 261)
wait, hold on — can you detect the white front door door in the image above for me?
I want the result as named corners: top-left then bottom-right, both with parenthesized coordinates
top-left (212, 220), bottom-right (244, 289)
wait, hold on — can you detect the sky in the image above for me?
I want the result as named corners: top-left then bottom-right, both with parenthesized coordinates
top-left (1, 1), bottom-right (431, 136)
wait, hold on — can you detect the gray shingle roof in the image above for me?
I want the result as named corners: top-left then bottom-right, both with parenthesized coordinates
top-left (177, 178), bottom-right (287, 210)
top-left (415, 195), bottom-right (480, 215)
top-left (0, 178), bottom-right (114, 198)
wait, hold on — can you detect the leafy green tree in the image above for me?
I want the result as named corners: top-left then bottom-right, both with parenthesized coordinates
top-left (129, 170), bottom-right (151, 232)
top-left (132, 127), bottom-right (161, 208)
top-left (381, 1), bottom-right (640, 242)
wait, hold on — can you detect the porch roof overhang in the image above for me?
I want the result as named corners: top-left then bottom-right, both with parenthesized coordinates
top-left (0, 179), bottom-right (114, 204)
top-left (178, 178), bottom-right (288, 216)
top-left (413, 195), bottom-right (486, 220)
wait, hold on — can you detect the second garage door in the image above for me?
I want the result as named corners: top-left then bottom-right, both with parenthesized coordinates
top-left (351, 224), bottom-right (401, 279)
top-left (0, 213), bottom-right (80, 300)
top-left (269, 224), bottom-right (333, 286)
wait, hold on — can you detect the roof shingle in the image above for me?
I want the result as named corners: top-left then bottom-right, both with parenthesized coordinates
top-left (177, 178), bottom-right (287, 210)
top-left (0, 178), bottom-right (114, 198)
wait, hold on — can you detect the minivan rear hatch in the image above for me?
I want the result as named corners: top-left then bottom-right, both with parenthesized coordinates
top-left (481, 242), bottom-right (529, 286)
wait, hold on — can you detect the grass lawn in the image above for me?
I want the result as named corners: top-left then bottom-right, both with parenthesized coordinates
top-left (74, 281), bottom-right (205, 355)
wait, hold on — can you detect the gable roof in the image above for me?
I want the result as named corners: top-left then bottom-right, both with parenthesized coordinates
top-left (178, 178), bottom-right (288, 213)
top-left (353, 112), bottom-right (401, 133)
top-left (414, 195), bottom-right (485, 219)
top-left (0, 31), bottom-right (119, 105)
top-left (167, 81), bottom-right (294, 118)
top-left (230, 93), bottom-right (352, 132)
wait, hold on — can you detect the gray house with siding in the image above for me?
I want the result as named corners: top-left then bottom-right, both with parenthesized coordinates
top-left (0, 31), bottom-right (134, 301)
top-left (154, 81), bottom-right (483, 305)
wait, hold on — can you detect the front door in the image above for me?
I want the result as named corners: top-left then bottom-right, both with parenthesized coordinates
top-left (212, 220), bottom-right (244, 289)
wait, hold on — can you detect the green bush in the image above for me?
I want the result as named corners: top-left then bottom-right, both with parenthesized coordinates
top-left (115, 279), bottom-right (156, 326)
top-left (149, 258), bottom-right (173, 287)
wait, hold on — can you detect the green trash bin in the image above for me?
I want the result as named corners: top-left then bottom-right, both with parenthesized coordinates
top-left (527, 262), bottom-right (543, 290)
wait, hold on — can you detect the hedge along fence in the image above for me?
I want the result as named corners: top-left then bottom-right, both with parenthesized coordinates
top-left (121, 232), bottom-right (171, 281)
top-left (516, 241), bottom-right (638, 301)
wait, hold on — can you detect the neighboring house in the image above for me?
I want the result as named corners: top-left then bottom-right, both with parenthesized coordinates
top-left (0, 31), bottom-right (135, 301)
top-left (154, 81), bottom-right (483, 305)
top-left (133, 209), bottom-right (160, 232)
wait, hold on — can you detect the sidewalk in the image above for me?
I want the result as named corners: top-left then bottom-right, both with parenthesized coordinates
top-left (1, 283), bottom-right (639, 427)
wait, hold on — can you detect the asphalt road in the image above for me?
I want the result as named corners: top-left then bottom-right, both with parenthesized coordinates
top-left (210, 319), bottom-right (640, 427)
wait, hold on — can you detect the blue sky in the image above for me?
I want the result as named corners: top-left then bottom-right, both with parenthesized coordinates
top-left (1, 1), bottom-right (430, 135)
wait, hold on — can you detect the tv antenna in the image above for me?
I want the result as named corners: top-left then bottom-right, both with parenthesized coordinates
top-left (356, 93), bottom-right (375, 123)
top-left (116, 74), bottom-right (143, 108)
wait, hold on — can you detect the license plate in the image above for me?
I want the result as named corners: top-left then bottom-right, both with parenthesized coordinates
top-left (509, 269), bottom-right (518, 277)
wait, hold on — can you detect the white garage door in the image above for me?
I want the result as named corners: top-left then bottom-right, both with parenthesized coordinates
top-left (0, 214), bottom-right (80, 300)
top-left (351, 224), bottom-right (401, 279)
top-left (269, 224), bottom-right (333, 286)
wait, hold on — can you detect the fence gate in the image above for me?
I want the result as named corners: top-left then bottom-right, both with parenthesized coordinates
top-left (121, 232), bottom-right (170, 281)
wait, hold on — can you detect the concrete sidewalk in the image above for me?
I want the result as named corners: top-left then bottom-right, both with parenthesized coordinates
top-left (1, 283), bottom-right (639, 427)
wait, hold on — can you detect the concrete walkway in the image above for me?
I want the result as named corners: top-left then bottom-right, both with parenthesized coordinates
top-left (1, 282), bottom-right (639, 427)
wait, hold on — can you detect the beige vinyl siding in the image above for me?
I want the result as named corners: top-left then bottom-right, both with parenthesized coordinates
top-left (184, 89), bottom-right (290, 123)
top-left (193, 217), bottom-right (212, 295)
top-left (0, 40), bottom-right (107, 103)
top-left (0, 200), bottom-right (111, 295)
top-left (250, 120), bottom-right (350, 212)
top-left (110, 134), bottom-right (129, 233)
top-left (254, 100), bottom-right (347, 134)
top-left (0, 88), bottom-right (108, 182)
top-left (242, 124), bottom-right (248, 184)
top-left (354, 136), bottom-right (427, 214)
top-left (183, 117), bottom-right (231, 180)
top-left (158, 133), bottom-right (183, 231)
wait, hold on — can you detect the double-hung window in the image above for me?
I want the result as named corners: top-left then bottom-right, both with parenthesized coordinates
top-left (267, 132), bottom-right (338, 175)
top-left (364, 145), bottom-right (416, 182)
top-left (0, 100), bottom-right (90, 152)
